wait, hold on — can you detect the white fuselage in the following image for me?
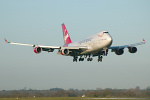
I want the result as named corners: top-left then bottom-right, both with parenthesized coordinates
top-left (68, 31), bottom-right (113, 54)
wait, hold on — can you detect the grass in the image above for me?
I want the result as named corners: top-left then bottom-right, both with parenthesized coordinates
top-left (0, 97), bottom-right (149, 100)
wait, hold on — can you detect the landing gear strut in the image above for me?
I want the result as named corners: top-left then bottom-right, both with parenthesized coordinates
top-left (103, 49), bottom-right (108, 56)
top-left (73, 56), bottom-right (78, 62)
top-left (98, 55), bottom-right (103, 62)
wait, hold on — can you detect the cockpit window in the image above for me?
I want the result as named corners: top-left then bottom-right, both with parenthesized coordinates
top-left (103, 31), bottom-right (109, 33)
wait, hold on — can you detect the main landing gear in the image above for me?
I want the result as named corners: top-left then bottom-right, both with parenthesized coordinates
top-left (87, 55), bottom-right (93, 61)
top-left (79, 57), bottom-right (84, 61)
top-left (73, 56), bottom-right (84, 62)
top-left (73, 55), bottom-right (103, 62)
top-left (73, 56), bottom-right (78, 62)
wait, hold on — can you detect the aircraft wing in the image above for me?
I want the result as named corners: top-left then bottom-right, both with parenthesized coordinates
top-left (109, 39), bottom-right (145, 50)
top-left (5, 38), bottom-right (60, 49)
top-left (4, 38), bottom-right (88, 53)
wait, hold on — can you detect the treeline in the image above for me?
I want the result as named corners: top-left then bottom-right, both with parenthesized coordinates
top-left (0, 87), bottom-right (150, 98)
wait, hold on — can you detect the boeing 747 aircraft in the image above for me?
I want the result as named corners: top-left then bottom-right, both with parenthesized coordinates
top-left (5, 24), bottom-right (145, 62)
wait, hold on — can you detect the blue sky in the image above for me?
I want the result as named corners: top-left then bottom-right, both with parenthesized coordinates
top-left (0, 0), bottom-right (150, 90)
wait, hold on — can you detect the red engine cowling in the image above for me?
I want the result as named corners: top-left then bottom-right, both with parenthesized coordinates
top-left (61, 49), bottom-right (69, 55)
top-left (115, 49), bottom-right (124, 55)
top-left (128, 47), bottom-right (137, 53)
top-left (34, 47), bottom-right (42, 54)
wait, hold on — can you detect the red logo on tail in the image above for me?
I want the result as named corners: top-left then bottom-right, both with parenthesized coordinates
top-left (62, 24), bottom-right (72, 45)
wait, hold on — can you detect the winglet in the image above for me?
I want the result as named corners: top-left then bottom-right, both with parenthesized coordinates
top-left (143, 39), bottom-right (145, 43)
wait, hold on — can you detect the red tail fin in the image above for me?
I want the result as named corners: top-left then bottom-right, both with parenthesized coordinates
top-left (62, 23), bottom-right (72, 45)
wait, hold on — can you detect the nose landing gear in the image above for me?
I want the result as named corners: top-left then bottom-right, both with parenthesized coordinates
top-left (98, 55), bottom-right (103, 62)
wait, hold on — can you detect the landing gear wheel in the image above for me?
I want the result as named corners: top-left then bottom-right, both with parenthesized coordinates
top-left (90, 58), bottom-right (93, 61)
top-left (73, 56), bottom-right (78, 62)
top-left (79, 58), bottom-right (84, 61)
top-left (87, 58), bottom-right (90, 61)
top-left (73, 59), bottom-right (77, 62)
top-left (87, 58), bottom-right (93, 61)
top-left (98, 56), bottom-right (103, 62)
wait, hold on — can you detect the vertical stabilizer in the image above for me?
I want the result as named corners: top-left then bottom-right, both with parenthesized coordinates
top-left (62, 23), bottom-right (72, 45)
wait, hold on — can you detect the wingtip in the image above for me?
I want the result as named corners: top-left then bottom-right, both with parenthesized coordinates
top-left (143, 39), bottom-right (145, 43)
top-left (4, 38), bottom-right (8, 43)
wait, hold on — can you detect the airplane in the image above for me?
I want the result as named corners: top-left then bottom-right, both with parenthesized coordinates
top-left (5, 23), bottom-right (145, 62)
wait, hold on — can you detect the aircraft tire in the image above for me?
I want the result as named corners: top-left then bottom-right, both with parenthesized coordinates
top-left (87, 58), bottom-right (90, 61)
top-left (90, 58), bottom-right (93, 61)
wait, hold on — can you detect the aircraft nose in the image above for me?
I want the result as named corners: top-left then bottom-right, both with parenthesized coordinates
top-left (107, 35), bottom-right (113, 45)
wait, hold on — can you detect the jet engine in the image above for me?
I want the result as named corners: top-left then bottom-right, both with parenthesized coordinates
top-left (128, 47), bottom-right (137, 53)
top-left (115, 49), bottom-right (124, 55)
top-left (61, 49), bottom-right (70, 55)
top-left (34, 47), bottom-right (42, 54)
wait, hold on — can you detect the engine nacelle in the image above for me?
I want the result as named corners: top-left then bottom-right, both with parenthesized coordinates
top-left (61, 49), bottom-right (69, 55)
top-left (115, 49), bottom-right (124, 55)
top-left (34, 47), bottom-right (42, 54)
top-left (128, 47), bottom-right (137, 53)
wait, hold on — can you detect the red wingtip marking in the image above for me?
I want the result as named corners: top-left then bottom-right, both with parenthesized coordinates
top-left (143, 39), bottom-right (145, 43)
top-left (5, 38), bottom-right (8, 43)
